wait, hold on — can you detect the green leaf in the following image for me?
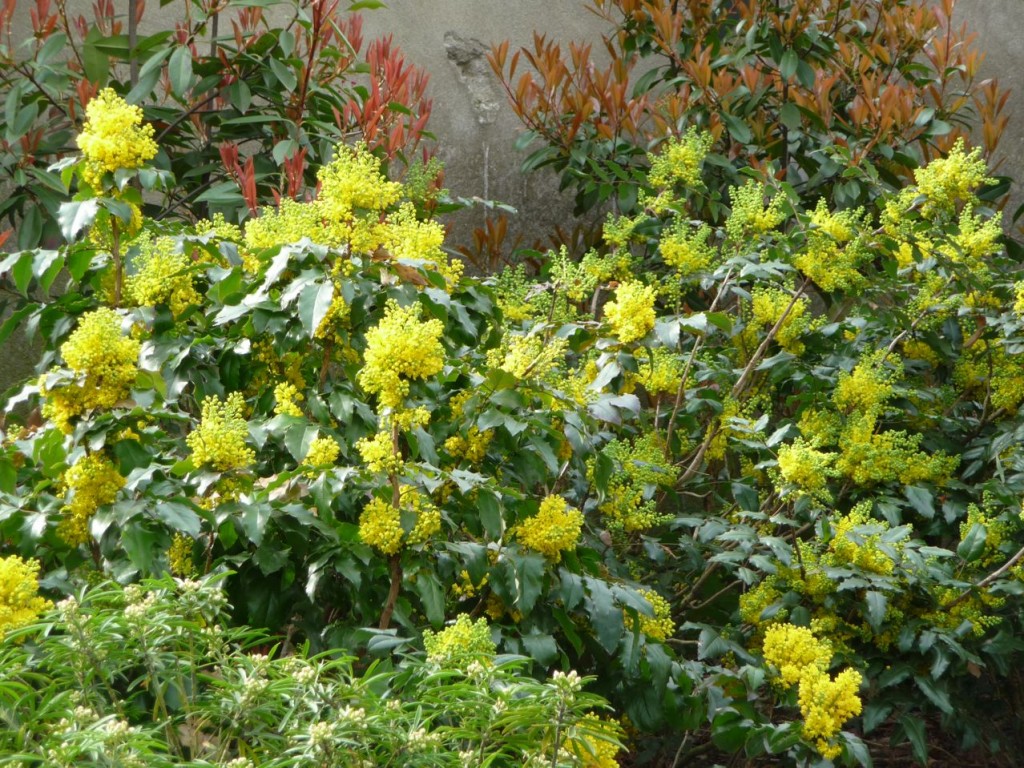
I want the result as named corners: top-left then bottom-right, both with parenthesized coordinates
top-left (240, 502), bottom-right (272, 546)
top-left (584, 577), bottom-right (624, 654)
top-left (905, 486), bottom-right (934, 519)
top-left (521, 632), bottom-right (558, 665)
top-left (864, 590), bottom-right (887, 631)
top-left (151, 501), bottom-right (203, 536)
top-left (478, 490), bottom-right (503, 538)
top-left (957, 522), bottom-right (987, 562)
top-left (169, 46), bottom-right (194, 97)
top-left (414, 571), bottom-right (445, 627)
top-left (900, 714), bottom-right (928, 764)
top-left (58, 199), bottom-right (100, 241)
top-left (721, 112), bottom-right (752, 145)
top-left (11, 251), bottom-right (34, 295)
top-left (779, 49), bottom-right (798, 80)
top-left (121, 523), bottom-right (158, 573)
top-left (113, 440), bottom-right (153, 474)
top-left (914, 675), bottom-right (953, 714)
top-left (269, 57), bottom-right (297, 92)
top-left (298, 279), bottom-right (334, 338)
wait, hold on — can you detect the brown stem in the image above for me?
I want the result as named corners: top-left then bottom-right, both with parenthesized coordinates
top-left (379, 554), bottom-right (402, 630)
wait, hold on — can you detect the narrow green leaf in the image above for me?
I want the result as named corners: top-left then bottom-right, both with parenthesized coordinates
top-left (169, 46), bottom-right (194, 97)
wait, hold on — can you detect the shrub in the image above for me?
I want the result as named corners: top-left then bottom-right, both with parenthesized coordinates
top-left (2, 83), bottom-right (1024, 766)
top-left (0, 574), bottom-right (623, 766)
top-left (490, 0), bottom-right (1010, 218)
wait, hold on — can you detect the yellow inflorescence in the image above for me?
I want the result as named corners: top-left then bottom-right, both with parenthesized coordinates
top-left (0, 555), bottom-right (52, 636)
top-left (358, 486), bottom-right (441, 555)
top-left (187, 392), bottom-right (256, 472)
top-left (913, 138), bottom-right (993, 220)
top-left (317, 142), bottom-right (403, 221)
top-left (384, 203), bottom-right (463, 285)
top-left (604, 282), bottom-right (656, 344)
top-left (635, 347), bottom-right (685, 396)
top-left (76, 88), bottom-right (158, 190)
top-left (125, 234), bottom-right (201, 317)
top-left (58, 452), bottom-right (125, 546)
top-left (422, 614), bottom-right (495, 668)
top-left (648, 128), bottom-right (713, 190)
top-left (167, 533), bottom-right (196, 578)
top-left (833, 352), bottom-right (896, 416)
top-left (569, 713), bottom-right (623, 768)
top-left (726, 180), bottom-right (786, 242)
top-left (776, 439), bottom-right (836, 500)
top-left (486, 332), bottom-right (568, 381)
top-left (760, 622), bottom-right (863, 760)
top-left (273, 381), bottom-right (304, 417)
top-left (761, 623), bottom-right (831, 688)
top-left (358, 496), bottom-right (404, 555)
top-left (41, 309), bottom-right (140, 432)
top-left (359, 301), bottom-right (445, 410)
top-left (629, 588), bottom-right (675, 642)
top-left (1014, 282), bottom-right (1024, 316)
top-left (356, 430), bottom-right (404, 474)
top-left (516, 495), bottom-right (584, 561)
top-left (444, 426), bottom-right (493, 464)
top-left (824, 503), bottom-right (896, 575)
top-left (658, 221), bottom-right (715, 278)
top-left (748, 287), bottom-right (811, 355)
top-left (793, 200), bottom-right (870, 293)
top-left (304, 436), bottom-right (341, 467)
top-left (798, 668), bottom-right (863, 760)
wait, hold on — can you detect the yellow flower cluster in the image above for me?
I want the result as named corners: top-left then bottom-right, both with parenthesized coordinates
top-left (359, 301), bottom-right (445, 410)
top-left (356, 430), bottom-right (403, 474)
top-left (358, 486), bottom-right (441, 555)
top-left (776, 439), bottom-right (836, 501)
top-left (568, 713), bottom-right (623, 768)
top-left (762, 623), bottom-right (831, 688)
top-left (629, 588), bottom-right (675, 642)
top-left (823, 503), bottom-right (896, 575)
top-left (318, 142), bottom-right (403, 221)
top-left (739, 576), bottom-right (784, 624)
top-left (422, 614), bottom-right (495, 668)
top-left (762, 623), bottom-right (862, 760)
top-left (0, 555), bottom-right (52, 635)
top-left (167, 533), bottom-right (196, 578)
top-left (954, 340), bottom-right (1024, 413)
top-left (304, 435), bottom-right (341, 467)
top-left (659, 221), bottom-right (715, 278)
top-left (648, 128), bottom-right (713, 190)
top-left (486, 332), bottom-right (568, 381)
top-left (925, 587), bottom-right (1004, 637)
top-left (725, 180), bottom-right (786, 242)
top-left (958, 501), bottom-right (1012, 567)
top-left (244, 199), bottom-right (328, 251)
top-left (635, 347), bottom-right (685, 396)
top-left (76, 88), bottom-right (157, 190)
top-left (604, 281), bottom-right (656, 344)
top-left (516, 495), bottom-right (584, 561)
top-left (125, 234), bottom-right (201, 317)
top-left (314, 293), bottom-right (351, 342)
top-left (594, 434), bottom-right (676, 533)
top-left (792, 200), bottom-right (871, 293)
top-left (41, 309), bottom-right (140, 432)
top-left (444, 426), bottom-right (493, 464)
top-left (273, 381), bottom-right (304, 417)
top-left (187, 392), bottom-right (255, 471)
top-left (747, 287), bottom-right (812, 355)
top-left (384, 203), bottom-right (463, 285)
top-left (913, 138), bottom-right (993, 220)
top-left (832, 352), bottom-right (896, 416)
top-left (836, 413), bottom-right (958, 486)
top-left (798, 667), bottom-right (863, 760)
top-left (58, 452), bottom-right (125, 546)
top-left (1015, 282), bottom-right (1024, 316)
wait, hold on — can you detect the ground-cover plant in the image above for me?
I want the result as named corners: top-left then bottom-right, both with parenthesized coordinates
top-left (0, 0), bottom-right (436, 252)
top-left (0, 570), bottom-right (623, 767)
top-left (3, 85), bottom-right (1024, 766)
top-left (491, 0), bottom-right (1011, 220)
